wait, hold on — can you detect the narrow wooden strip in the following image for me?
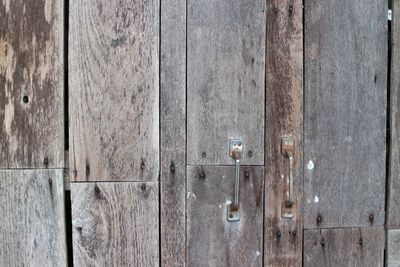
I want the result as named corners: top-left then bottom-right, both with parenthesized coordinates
top-left (0, 169), bottom-right (67, 266)
top-left (0, 0), bottom-right (64, 168)
top-left (160, 0), bottom-right (186, 265)
top-left (387, 229), bottom-right (400, 267)
top-left (69, 0), bottom-right (159, 181)
top-left (264, 0), bottom-right (303, 266)
top-left (71, 182), bottom-right (159, 266)
top-left (304, 228), bottom-right (384, 267)
top-left (186, 166), bottom-right (264, 267)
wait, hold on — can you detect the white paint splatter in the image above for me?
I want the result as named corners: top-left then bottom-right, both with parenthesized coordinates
top-left (219, 204), bottom-right (222, 209)
top-left (307, 160), bottom-right (314, 170)
top-left (314, 195), bottom-right (319, 203)
top-left (226, 200), bottom-right (232, 205)
top-left (255, 251), bottom-right (261, 257)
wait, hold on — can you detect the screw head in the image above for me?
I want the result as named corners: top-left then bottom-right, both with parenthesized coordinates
top-left (321, 238), bottom-right (325, 247)
top-left (244, 171), bottom-right (250, 178)
top-left (247, 150), bottom-right (253, 158)
top-left (369, 213), bottom-right (374, 223)
top-left (317, 214), bottom-right (323, 225)
top-left (170, 162), bottom-right (175, 173)
top-left (201, 152), bottom-right (206, 158)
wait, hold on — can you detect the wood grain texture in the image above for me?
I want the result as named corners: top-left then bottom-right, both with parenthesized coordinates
top-left (0, 0), bottom-right (64, 168)
top-left (264, 1), bottom-right (303, 266)
top-left (160, 0), bottom-right (186, 265)
top-left (187, 166), bottom-right (264, 267)
top-left (388, 229), bottom-right (400, 267)
top-left (304, 0), bottom-right (387, 228)
top-left (71, 182), bottom-right (159, 266)
top-left (69, 0), bottom-right (159, 181)
top-left (304, 228), bottom-right (384, 267)
top-left (388, 0), bottom-right (400, 228)
top-left (0, 169), bottom-right (67, 266)
top-left (187, 0), bottom-right (266, 165)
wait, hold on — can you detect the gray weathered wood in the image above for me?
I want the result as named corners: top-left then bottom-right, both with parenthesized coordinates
top-left (264, 1), bottom-right (303, 266)
top-left (187, 166), bottom-right (263, 266)
top-left (69, 0), bottom-right (159, 181)
top-left (304, 0), bottom-right (387, 228)
top-left (388, 0), bottom-right (400, 229)
top-left (160, 0), bottom-right (186, 265)
top-left (304, 228), bottom-right (384, 267)
top-left (71, 182), bottom-right (159, 266)
top-left (0, 0), bottom-right (64, 168)
top-left (186, 0), bottom-right (266, 165)
top-left (0, 169), bottom-right (67, 266)
top-left (388, 229), bottom-right (400, 267)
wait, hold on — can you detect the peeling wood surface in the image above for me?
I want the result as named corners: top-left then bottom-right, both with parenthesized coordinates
top-left (71, 182), bottom-right (159, 266)
top-left (160, 0), bottom-right (186, 265)
top-left (186, 166), bottom-right (264, 267)
top-left (186, 0), bottom-right (266, 166)
top-left (264, 1), bottom-right (303, 266)
top-left (69, 0), bottom-right (159, 181)
top-left (0, 169), bottom-right (67, 266)
top-left (304, 228), bottom-right (384, 267)
top-left (304, 0), bottom-right (387, 228)
top-left (388, 229), bottom-right (400, 267)
top-left (0, 0), bottom-right (64, 168)
top-left (388, 0), bottom-right (400, 228)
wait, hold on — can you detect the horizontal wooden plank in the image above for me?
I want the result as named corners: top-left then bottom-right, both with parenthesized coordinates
top-left (69, 0), bottom-right (159, 181)
top-left (187, 166), bottom-right (264, 267)
top-left (71, 182), bottom-right (159, 266)
top-left (0, 169), bottom-right (66, 266)
top-left (304, 228), bottom-right (384, 267)
top-left (186, 0), bottom-right (266, 165)
top-left (304, 0), bottom-right (387, 228)
top-left (0, 0), bottom-right (64, 168)
top-left (388, 229), bottom-right (400, 267)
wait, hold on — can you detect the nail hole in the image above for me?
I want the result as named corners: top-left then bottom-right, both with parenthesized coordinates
top-left (202, 152), bottom-right (206, 158)
top-left (23, 95), bottom-right (29, 103)
top-left (247, 150), bottom-right (253, 157)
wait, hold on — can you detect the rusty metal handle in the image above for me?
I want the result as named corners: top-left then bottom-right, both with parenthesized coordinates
top-left (282, 137), bottom-right (295, 218)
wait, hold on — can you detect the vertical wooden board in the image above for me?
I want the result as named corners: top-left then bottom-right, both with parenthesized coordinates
top-left (187, 166), bottom-right (264, 267)
top-left (71, 182), bottom-right (159, 266)
top-left (0, 170), bottom-right (66, 266)
top-left (304, 228), bottom-right (384, 267)
top-left (69, 0), bottom-right (159, 181)
top-left (160, 0), bottom-right (186, 265)
top-left (187, 0), bottom-right (266, 166)
top-left (388, 0), bottom-right (400, 228)
top-left (388, 229), bottom-right (400, 267)
top-left (0, 0), bottom-right (64, 168)
top-left (264, 1), bottom-right (303, 266)
top-left (304, 0), bottom-right (387, 228)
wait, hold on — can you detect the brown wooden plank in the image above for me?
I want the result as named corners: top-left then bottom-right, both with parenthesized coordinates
top-left (0, 0), bottom-right (64, 168)
top-left (388, 229), bottom-right (400, 267)
top-left (304, 228), bottom-right (384, 267)
top-left (187, 166), bottom-right (263, 267)
top-left (186, 0), bottom-right (266, 166)
top-left (71, 182), bottom-right (159, 266)
top-left (0, 169), bottom-right (66, 266)
top-left (388, 0), bottom-right (400, 229)
top-left (160, 0), bottom-right (186, 265)
top-left (264, 1), bottom-right (303, 266)
top-left (69, 0), bottom-right (159, 181)
top-left (304, 0), bottom-right (387, 228)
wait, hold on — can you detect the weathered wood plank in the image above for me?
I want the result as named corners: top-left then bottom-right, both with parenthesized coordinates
top-left (388, 229), bottom-right (400, 267)
top-left (160, 0), bottom-right (186, 265)
top-left (304, 228), bottom-right (384, 267)
top-left (71, 182), bottom-right (159, 266)
top-left (388, 0), bottom-right (400, 228)
top-left (0, 169), bottom-right (66, 266)
top-left (264, 1), bottom-right (303, 266)
top-left (187, 166), bottom-right (263, 267)
top-left (0, 0), bottom-right (64, 168)
top-left (186, 0), bottom-right (266, 165)
top-left (69, 0), bottom-right (159, 181)
top-left (304, 0), bottom-right (387, 228)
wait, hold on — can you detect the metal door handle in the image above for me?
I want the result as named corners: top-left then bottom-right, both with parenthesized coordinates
top-left (227, 139), bottom-right (242, 222)
top-left (281, 137), bottom-right (295, 218)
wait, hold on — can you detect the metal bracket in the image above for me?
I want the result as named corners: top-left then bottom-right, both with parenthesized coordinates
top-left (227, 139), bottom-right (243, 222)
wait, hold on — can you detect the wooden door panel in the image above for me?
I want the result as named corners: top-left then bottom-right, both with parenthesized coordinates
top-left (71, 182), bottom-right (159, 266)
top-left (186, 0), bottom-right (266, 166)
top-left (186, 166), bottom-right (263, 267)
top-left (69, 0), bottom-right (159, 182)
top-left (0, 170), bottom-right (66, 266)
top-left (304, 0), bottom-right (387, 228)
